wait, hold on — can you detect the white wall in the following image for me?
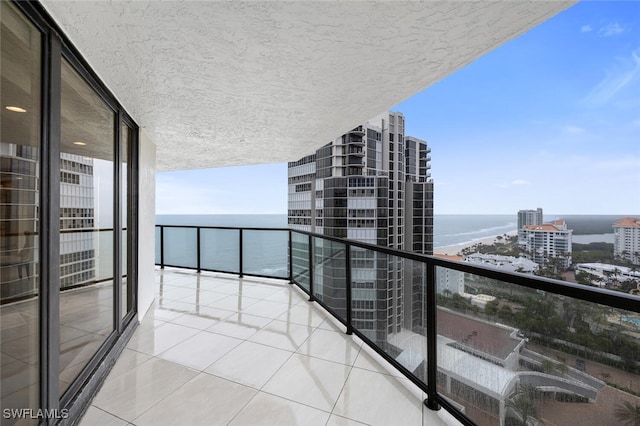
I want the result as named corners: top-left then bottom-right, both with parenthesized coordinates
top-left (137, 129), bottom-right (156, 320)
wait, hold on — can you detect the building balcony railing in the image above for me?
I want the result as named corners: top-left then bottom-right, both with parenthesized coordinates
top-left (350, 126), bottom-right (366, 136)
top-left (155, 225), bottom-right (640, 426)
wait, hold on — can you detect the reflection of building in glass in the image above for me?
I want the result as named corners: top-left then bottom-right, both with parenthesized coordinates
top-left (288, 111), bottom-right (433, 340)
top-left (59, 153), bottom-right (96, 288)
top-left (0, 143), bottom-right (39, 300)
top-left (613, 217), bottom-right (640, 265)
top-left (1, 148), bottom-right (97, 301)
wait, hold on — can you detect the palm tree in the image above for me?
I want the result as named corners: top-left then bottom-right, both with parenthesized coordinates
top-left (507, 385), bottom-right (538, 426)
top-left (615, 401), bottom-right (640, 426)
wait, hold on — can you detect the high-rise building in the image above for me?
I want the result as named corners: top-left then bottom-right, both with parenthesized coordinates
top-left (1, 148), bottom-right (97, 301)
top-left (288, 111), bottom-right (433, 339)
top-left (613, 217), bottom-right (640, 265)
top-left (518, 219), bottom-right (572, 269)
top-left (0, 144), bottom-right (39, 299)
top-left (517, 208), bottom-right (543, 230)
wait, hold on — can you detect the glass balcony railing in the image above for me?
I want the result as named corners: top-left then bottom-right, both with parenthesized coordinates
top-left (155, 225), bottom-right (640, 426)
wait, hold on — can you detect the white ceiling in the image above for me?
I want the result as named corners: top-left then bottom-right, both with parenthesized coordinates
top-left (40, 1), bottom-right (574, 171)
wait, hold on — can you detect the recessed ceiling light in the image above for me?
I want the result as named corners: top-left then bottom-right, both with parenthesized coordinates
top-left (73, 141), bottom-right (87, 146)
top-left (6, 106), bottom-right (27, 113)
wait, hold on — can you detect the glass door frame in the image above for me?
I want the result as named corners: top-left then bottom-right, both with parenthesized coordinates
top-left (11, 2), bottom-right (140, 423)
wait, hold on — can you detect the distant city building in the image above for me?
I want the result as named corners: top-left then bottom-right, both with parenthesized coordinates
top-left (518, 219), bottom-right (572, 269)
top-left (613, 217), bottom-right (640, 265)
top-left (288, 111), bottom-right (433, 340)
top-left (464, 253), bottom-right (538, 274)
top-left (517, 208), bottom-right (543, 230)
top-left (433, 254), bottom-right (465, 295)
top-left (576, 262), bottom-right (640, 286)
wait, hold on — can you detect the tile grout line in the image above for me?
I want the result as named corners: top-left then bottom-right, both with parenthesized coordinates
top-left (325, 344), bottom-right (364, 426)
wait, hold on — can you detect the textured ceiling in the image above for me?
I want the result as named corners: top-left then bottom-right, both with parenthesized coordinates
top-left (40, 1), bottom-right (574, 171)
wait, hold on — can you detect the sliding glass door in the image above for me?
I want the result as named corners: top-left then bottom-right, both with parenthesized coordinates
top-left (0, 2), bottom-right (42, 419)
top-left (1, 2), bottom-right (139, 423)
top-left (58, 58), bottom-right (116, 394)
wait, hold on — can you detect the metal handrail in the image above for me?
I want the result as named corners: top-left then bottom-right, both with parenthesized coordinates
top-left (155, 224), bottom-right (640, 426)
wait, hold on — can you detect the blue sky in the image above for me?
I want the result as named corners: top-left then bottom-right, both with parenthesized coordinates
top-left (157, 1), bottom-right (640, 215)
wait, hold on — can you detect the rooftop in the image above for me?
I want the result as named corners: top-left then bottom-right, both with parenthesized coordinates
top-left (613, 217), bottom-right (640, 228)
top-left (79, 268), bottom-right (460, 426)
top-left (434, 254), bottom-right (464, 262)
top-left (522, 223), bottom-right (567, 232)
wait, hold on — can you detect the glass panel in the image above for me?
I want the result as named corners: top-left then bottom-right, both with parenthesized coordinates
top-left (351, 247), bottom-right (428, 383)
top-left (155, 226), bottom-right (161, 264)
top-left (291, 232), bottom-right (310, 292)
top-left (121, 123), bottom-right (129, 319)
top-left (435, 267), bottom-right (640, 426)
top-left (201, 228), bottom-right (239, 273)
top-left (312, 237), bottom-right (347, 321)
top-left (59, 58), bottom-right (115, 395)
top-left (164, 227), bottom-right (197, 268)
top-left (242, 230), bottom-right (288, 278)
top-left (0, 2), bottom-right (41, 419)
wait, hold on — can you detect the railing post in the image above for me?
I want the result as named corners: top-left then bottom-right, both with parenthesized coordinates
top-left (160, 226), bottom-right (165, 269)
top-left (239, 229), bottom-right (243, 278)
top-left (345, 243), bottom-right (353, 335)
top-left (196, 227), bottom-right (201, 273)
top-left (288, 230), bottom-right (293, 284)
top-left (308, 234), bottom-right (314, 302)
top-left (424, 261), bottom-right (440, 411)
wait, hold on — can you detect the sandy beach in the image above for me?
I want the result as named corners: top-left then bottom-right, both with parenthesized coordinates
top-left (434, 230), bottom-right (518, 256)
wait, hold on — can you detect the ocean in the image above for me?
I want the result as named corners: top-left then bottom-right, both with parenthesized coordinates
top-left (155, 214), bottom-right (619, 248)
top-left (154, 214), bottom-right (620, 275)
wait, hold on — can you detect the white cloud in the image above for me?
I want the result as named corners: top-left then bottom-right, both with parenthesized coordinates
top-left (599, 22), bottom-right (625, 37)
top-left (562, 125), bottom-right (585, 135)
top-left (512, 179), bottom-right (529, 185)
top-left (583, 48), bottom-right (640, 106)
top-left (594, 156), bottom-right (640, 171)
top-left (580, 25), bottom-right (592, 33)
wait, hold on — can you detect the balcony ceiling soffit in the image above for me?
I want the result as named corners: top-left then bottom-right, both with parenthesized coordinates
top-left (40, 1), bottom-right (574, 171)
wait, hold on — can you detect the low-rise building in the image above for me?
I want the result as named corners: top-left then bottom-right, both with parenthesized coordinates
top-left (576, 262), bottom-right (640, 285)
top-left (465, 253), bottom-right (539, 274)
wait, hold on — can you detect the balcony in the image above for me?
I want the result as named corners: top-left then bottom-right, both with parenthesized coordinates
top-left (98, 225), bottom-right (640, 426)
top-left (347, 157), bottom-right (364, 167)
top-left (79, 268), bottom-right (457, 425)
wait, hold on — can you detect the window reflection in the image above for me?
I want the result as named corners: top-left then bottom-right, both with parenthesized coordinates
top-left (59, 59), bottom-right (115, 394)
top-left (0, 1), bottom-right (41, 420)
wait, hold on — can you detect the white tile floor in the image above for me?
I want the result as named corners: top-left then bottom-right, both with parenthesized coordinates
top-left (80, 268), bottom-right (460, 426)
